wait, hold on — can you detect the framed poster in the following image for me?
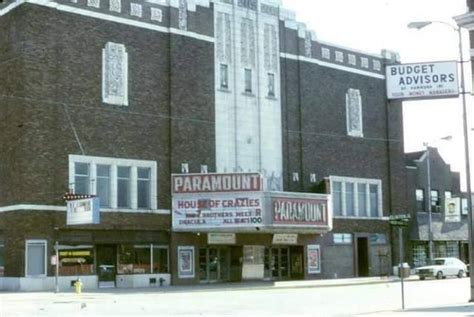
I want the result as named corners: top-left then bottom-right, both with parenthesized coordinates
top-left (307, 244), bottom-right (321, 274)
top-left (178, 246), bottom-right (195, 279)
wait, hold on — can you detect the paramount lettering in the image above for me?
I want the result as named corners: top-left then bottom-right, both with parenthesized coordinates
top-left (273, 199), bottom-right (327, 225)
top-left (173, 173), bottom-right (262, 193)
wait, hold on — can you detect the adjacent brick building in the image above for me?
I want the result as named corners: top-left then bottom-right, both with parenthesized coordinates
top-left (0, 0), bottom-right (406, 290)
top-left (406, 147), bottom-right (469, 268)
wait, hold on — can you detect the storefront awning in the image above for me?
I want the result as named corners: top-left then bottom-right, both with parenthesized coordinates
top-left (412, 212), bottom-right (468, 241)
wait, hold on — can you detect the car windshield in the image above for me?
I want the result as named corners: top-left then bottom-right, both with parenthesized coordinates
top-left (432, 259), bottom-right (445, 265)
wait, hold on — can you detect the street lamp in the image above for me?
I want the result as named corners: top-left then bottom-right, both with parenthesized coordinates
top-left (423, 136), bottom-right (453, 262)
top-left (408, 20), bottom-right (474, 302)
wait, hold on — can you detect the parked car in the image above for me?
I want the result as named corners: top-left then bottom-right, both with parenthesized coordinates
top-left (416, 257), bottom-right (467, 280)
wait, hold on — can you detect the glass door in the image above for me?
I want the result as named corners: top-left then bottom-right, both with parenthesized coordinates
top-left (265, 247), bottom-right (292, 280)
top-left (199, 247), bottom-right (231, 283)
top-left (96, 245), bottom-right (117, 288)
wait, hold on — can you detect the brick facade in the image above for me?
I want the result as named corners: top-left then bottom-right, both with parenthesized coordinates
top-left (0, 0), bottom-right (405, 289)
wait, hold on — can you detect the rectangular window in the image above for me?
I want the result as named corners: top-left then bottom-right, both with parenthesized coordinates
top-left (412, 243), bottom-right (428, 267)
top-left (333, 181), bottom-right (342, 216)
top-left (69, 155), bottom-right (157, 210)
top-left (268, 73), bottom-right (275, 97)
top-left (369, 184), bottom-right (379, 217)
top-left (345, 183), bottom-right (355, 216)
top-left (244, 68), bottom-right (252, 93)
top-left (445, 191), bottom-right (452, 199)
top-left (431, 190), bottom-right (440, 212)
top-left (416, 189), bottom-right (425, 212)
top-left (220, 64), bottom-right (228, 89)
top-left (331, 177), bottom-right (381, 218)
top-left (117, 166), bottom-right (131, 208)
top-left (333, 233), bottom-right (352, 244)
top-left (117, 245), bottom-right (169, 274)
top-left (335, 51), bottom-right (344, 63)
top-left (137, 167), bottom-right (151, 209)
top-left (358, 183), bottom-right (367, 216)
top-left (74, 163), bottom-right (90, 195)
top-left (118, 245), bottom-right (151, 274)
top-left (153, 246), bottom-right (169, 273)
top-left (97, 165), bottom-right (111, 207)
top-left (26, 240), bottom-right (47, 277)
top-left (58, 245), bottom-right (94, 276)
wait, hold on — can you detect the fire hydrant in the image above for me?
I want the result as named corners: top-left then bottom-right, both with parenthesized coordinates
top-left (74, 279), bottom-right (83, 295)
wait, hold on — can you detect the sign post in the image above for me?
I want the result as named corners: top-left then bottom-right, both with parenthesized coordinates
top-left (389, 214), bottom-right (410, 310)
top-left (55, 241), bottom-right (59, 293)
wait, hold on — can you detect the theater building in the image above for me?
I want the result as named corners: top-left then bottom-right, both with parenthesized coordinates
top-left (0, 0), bottom-right (406, 290)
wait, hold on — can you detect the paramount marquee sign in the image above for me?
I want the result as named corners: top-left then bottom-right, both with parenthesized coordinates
top-left (386, 61), bottom-right (459, 100)
top-left (272, 197), bottom-right (328, 226)
top-left (171, 173), bottom-right (332, 233)
top-left (172, 173), bottom-right (262, 194)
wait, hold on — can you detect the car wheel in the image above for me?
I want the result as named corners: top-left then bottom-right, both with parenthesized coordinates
top-left (436, 271), bottom-right (443, 279)
top-left (458, 270), bottom-right (464, 278)
top-left (419, 276), bottom-right (425, 280)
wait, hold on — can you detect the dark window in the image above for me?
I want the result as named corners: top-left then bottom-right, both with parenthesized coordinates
top-left (244, 68), bottom-right (252, 93)
top-left (137, 168), bottom-right (151, 209)
top-left (333, 182), bottom-right (342, 216)
top-left (74, 163), bottom-right (90, 195)
top-left (117, 166), bottom-right (131, 208)
top-left (431, 190), bottom-right (440, 212)
top-left (416, 189), bottom-right (425, 212)
top-left (369, 184), bottom-right (379, 217)
top-left (220, 64), bottom-right (228, 89)
top-left (268, 73), bottom-right (275, 97)
top-left (97, 165), bottom-right (111, 207)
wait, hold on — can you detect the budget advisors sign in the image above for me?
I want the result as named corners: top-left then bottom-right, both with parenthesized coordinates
top-left (386, 61), bottom-right (459, 100)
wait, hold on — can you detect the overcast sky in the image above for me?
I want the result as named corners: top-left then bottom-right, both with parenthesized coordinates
top-left (281, 0), bottom-right (472, 189)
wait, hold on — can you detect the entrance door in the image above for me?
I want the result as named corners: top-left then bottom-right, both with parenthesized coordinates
top-left (357, 238), bottom-right (369, 277)
top-left (265, 247), bottom-right (290, 280)
top-left (96, 245), bottom-right (117, 288)
top-left (199, 247), bottom-right (230, 283)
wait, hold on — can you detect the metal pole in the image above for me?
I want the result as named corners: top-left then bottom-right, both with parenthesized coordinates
top-left (55, 241), bottom-right (59, 293)
top-left (399, 227), bottom-right (405, 310)
top-left (425, 145), bottom-right (433, 261)
top-left (457, 27), bottom-right (474, 303)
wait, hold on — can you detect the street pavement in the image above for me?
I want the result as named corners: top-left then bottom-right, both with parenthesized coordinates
top-left (1, 276), bottom-right (473, 316)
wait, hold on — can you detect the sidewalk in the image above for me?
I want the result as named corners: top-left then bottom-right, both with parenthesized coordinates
top-left (45, 275), bottom-right (420, 295)
top-left (360, 303), bottom-right (474, 316)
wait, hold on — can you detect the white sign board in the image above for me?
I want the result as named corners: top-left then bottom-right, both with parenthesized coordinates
top-left (208, 233), bottom-right (236, 245)
top-left (386, 61), bottom-right (459, 100)
top-left (272, 234), bottom-right (298, 245)
top-left (445, 197), bottom-right (461, 222)
top-left (67, 197), bottom-right (100, 225)
top-left (172, 192), bottom-right (263, 230)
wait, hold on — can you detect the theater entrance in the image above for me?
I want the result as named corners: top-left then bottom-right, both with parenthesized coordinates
top-left (199, 247), bottom-right (231, 283)
top-left (265, 246), bottom-right (304, 280)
